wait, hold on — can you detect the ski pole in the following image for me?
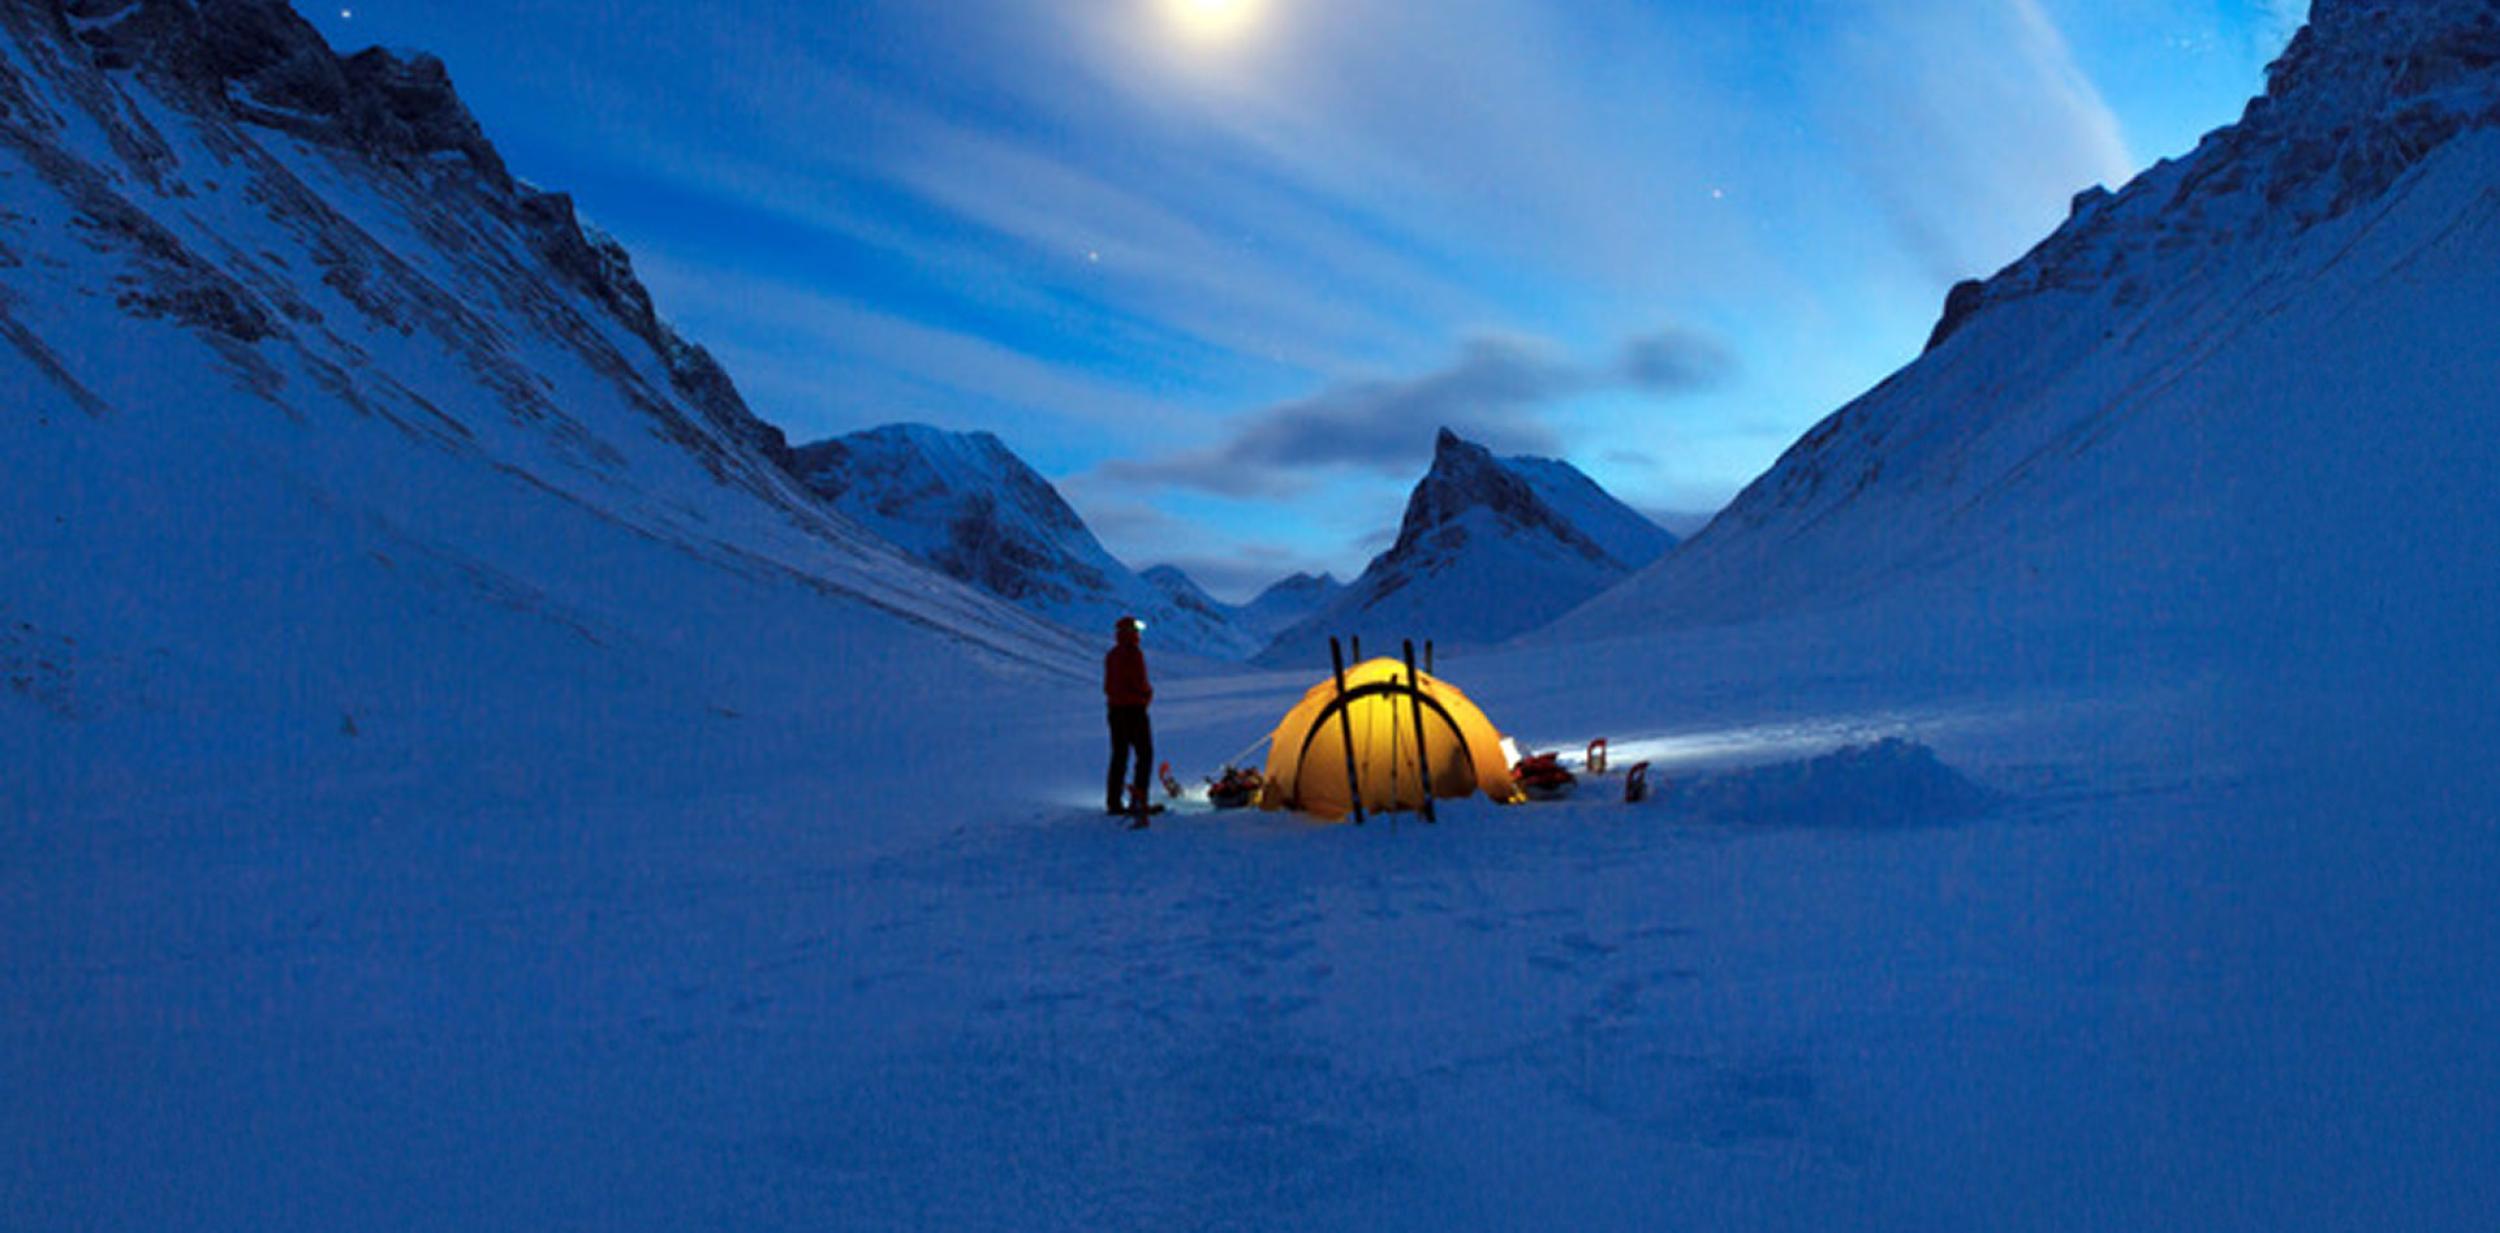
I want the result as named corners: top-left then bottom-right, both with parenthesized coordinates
top-left (1330, 636), bottom-right (1366, 826)
top-left (1404, 639), bottom-right (1436, 824)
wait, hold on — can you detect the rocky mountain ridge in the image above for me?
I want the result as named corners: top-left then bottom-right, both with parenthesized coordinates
top-left (1258, 428), bottom-right (1674, 665)
top-left (792, 424), bottom-right (1262, 658)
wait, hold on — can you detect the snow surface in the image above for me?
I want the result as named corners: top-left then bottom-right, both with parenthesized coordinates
top-left (9, 0), bottom-right (2500, 1228)
top-left (21, 575), bottom-right (2496, 1229)
top-left (1503, 452), bottom-right (1679, 573)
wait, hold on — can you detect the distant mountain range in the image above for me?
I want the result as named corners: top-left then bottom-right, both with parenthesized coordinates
top-left (790, 422), bottom-right (1673, 664)
top-left (1229, 572), bottom-right (1346, 643)
top-left (790, 425), bottom-right (1261, 659)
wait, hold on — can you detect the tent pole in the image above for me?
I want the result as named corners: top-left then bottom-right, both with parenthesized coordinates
top-left (1405, 639), bottom-right (1437, 824)
top-left (1425, 640), bottom-right (1434, 675)
top-left (1330, 636), bottom-right (1367, 826)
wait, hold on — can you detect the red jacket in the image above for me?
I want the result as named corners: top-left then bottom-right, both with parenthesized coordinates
top-left (1104, 626), bottom-right (1153, 707)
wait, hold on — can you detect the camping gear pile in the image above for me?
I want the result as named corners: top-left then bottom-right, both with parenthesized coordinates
top-left (1511, 751), bottom-right (1578, 801)
top-left (1206, 766), bottom-right (1264, 810)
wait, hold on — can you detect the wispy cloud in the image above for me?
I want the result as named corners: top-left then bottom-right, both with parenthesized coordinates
top-left (1819, 0), bottom-right (2138, 284)
top-left (1101, 328), bottom-right (1732, 497)
top-left (339, 0), bottom-right (2284, 587)
top-left (627, 251), bottom-right (1182, 446)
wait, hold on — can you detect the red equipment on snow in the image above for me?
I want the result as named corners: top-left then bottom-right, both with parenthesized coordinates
top-left (1206, 766), bottom-right (1264, 810)
top-left (1585, 738), bottom-right (1609, 776)
top-left (1624, 761), bottom-right (1652, 804)
top-left (1158, 761), bottom-right (1183, 799)
top-left (1512, 751), bottom-right (1577, 801)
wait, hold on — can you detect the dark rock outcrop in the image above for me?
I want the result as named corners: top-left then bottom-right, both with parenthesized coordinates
top-left (7, 0), bottom-right (799, 479)
top-left (1923, 278), bottom-right (1988, 353)
top-left (1919, 0), bottom-right (2500, 353)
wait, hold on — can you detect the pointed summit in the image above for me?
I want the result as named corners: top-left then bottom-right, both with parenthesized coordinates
top-left (1396, 428), bottom-right (1616, 566)
top-left (1255, 429), bottom-right (1674, 664)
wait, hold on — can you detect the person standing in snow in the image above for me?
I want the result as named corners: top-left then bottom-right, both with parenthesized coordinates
top-left (1104, 615), bottom-right (1156, 828)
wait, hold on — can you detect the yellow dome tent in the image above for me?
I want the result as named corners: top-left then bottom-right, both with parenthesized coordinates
top-left (1259, 650), bottom-right (1524, 821)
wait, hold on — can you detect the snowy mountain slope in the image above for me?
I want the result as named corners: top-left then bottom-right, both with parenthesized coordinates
top-left (1230, 570), bottom-right (1344, 642)
top-left (0, 0), bottom-right (1085, 808)
top-left (1257, 428), bottom-right (1674, 665)
top-left (1140, 562), bottom-right (1239, 629)
top-left (790, 424), bottom-right (1261, 658)
top-left (1560, 0), bottom-right (2500, 644)
top-left (1500, 453), bottom-right (1679, 574)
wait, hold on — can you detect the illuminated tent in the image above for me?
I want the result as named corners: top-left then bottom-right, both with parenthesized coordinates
top-left (1259, 657), bottom-right (1524, 820)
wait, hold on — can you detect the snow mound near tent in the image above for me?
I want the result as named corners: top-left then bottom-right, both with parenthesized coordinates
top-left (1658, 739), bottom-right (1995, 828)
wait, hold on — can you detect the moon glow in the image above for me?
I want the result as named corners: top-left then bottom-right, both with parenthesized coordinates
top-left (1163, 0), bottom-right (1263, 43)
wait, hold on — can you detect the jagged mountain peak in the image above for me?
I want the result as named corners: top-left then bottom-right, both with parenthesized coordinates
top-left (55, 0), bottom-right (512, 184)
top-left (1255, 430), bottom-right (1673, 664)
top-left (1393, 427), bottom-right (1614, 567)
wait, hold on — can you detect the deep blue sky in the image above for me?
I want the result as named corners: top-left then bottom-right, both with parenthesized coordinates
top-left (313, 0), bottom-right (2302, 598)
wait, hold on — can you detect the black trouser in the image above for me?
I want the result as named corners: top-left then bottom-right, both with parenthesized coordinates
top-left (1106, 705), bottom-right (1154, 813)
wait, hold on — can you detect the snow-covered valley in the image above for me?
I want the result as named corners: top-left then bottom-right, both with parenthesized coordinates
top-left (9, 0), bottom-right (2500, 1227)
top-left (16, 579), bottom-right (2494, 1230)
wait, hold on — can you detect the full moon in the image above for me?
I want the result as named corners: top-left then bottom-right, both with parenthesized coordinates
top-left (1162, 0), bottom-right (1262, 42)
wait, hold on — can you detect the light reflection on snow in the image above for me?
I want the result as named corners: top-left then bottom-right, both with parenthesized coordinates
top-left (1047, 706), bottom-right (2008, 813)
top-left (1530, 707), bottom-right (1994, 777)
